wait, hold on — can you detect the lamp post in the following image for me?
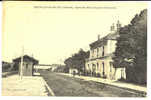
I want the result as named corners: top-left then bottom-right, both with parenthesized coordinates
top-left (20, 46), bottom-right (24, 80)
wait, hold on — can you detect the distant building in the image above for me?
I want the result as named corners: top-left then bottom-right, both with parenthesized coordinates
top-left (13, 55), bottom-right (38, 76)
top-left (34, 64), bottom-right (61, 72)
top-left (85, 21), bottom-right (126, 80)
top-left (34, 64), bottom-right (52, 70)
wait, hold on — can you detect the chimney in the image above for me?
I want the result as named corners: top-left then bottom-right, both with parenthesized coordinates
top-left (98, 34), bottom-right (100, 40)
top-left (110, 23), bottom-right (115, 32)
top-left (116, 20), bottom-right (121, 31)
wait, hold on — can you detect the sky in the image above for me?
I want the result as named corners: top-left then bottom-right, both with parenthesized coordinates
top-left (2, 1), bottom-right (147, 64)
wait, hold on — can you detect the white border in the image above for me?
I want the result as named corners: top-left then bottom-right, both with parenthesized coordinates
top-left (0, 1), bottom-right (151, 100)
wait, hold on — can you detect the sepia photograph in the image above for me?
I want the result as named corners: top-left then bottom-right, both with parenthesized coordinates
top-left (1, 1), bottom-right (147, 97)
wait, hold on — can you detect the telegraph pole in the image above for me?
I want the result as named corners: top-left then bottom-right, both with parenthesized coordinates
top-left (20, 46), bottom-right (24, 80)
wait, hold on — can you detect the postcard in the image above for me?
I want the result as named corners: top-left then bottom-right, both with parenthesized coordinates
top-left (1, 1), bottom-right (148, 98)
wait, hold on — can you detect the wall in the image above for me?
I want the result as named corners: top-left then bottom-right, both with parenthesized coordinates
top-left (86, 36), bottom-right (126, 80)
top-left (90, 45), bottom-right (107, 59)
top-left (19, 61), bottom-right (33, 76)
top-left (107, 40), bottom-right (117, 54)
top-left (85, 57), bottom-right (126, 80)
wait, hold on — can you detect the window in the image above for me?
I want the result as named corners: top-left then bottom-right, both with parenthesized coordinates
top-left (110, 62), bottom-right (113, 72)
top-left (102, 62), bottom-right (105, 75)
top-left (26, 64), bottom-right (28, 69)
top-left (102, 46), bottom-right (104, 56)
top-left (97, 48), bottom-right (99, 57)
top-left (91, 49), bottom-right (94, 58)
top-left (92, 64), bottom-right (96, 72)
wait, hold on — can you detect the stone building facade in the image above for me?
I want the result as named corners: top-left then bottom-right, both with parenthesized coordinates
top-left (85, 21), bottom-right (126, 80)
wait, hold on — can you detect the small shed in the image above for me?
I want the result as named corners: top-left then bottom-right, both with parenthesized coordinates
top-left (13, 55), bottom-right (39, 76)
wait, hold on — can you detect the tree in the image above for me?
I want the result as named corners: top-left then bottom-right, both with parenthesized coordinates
top-left (112, 9), bottom-right (147, 84)
top-left (64, 49), bottom-right (89, 73)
